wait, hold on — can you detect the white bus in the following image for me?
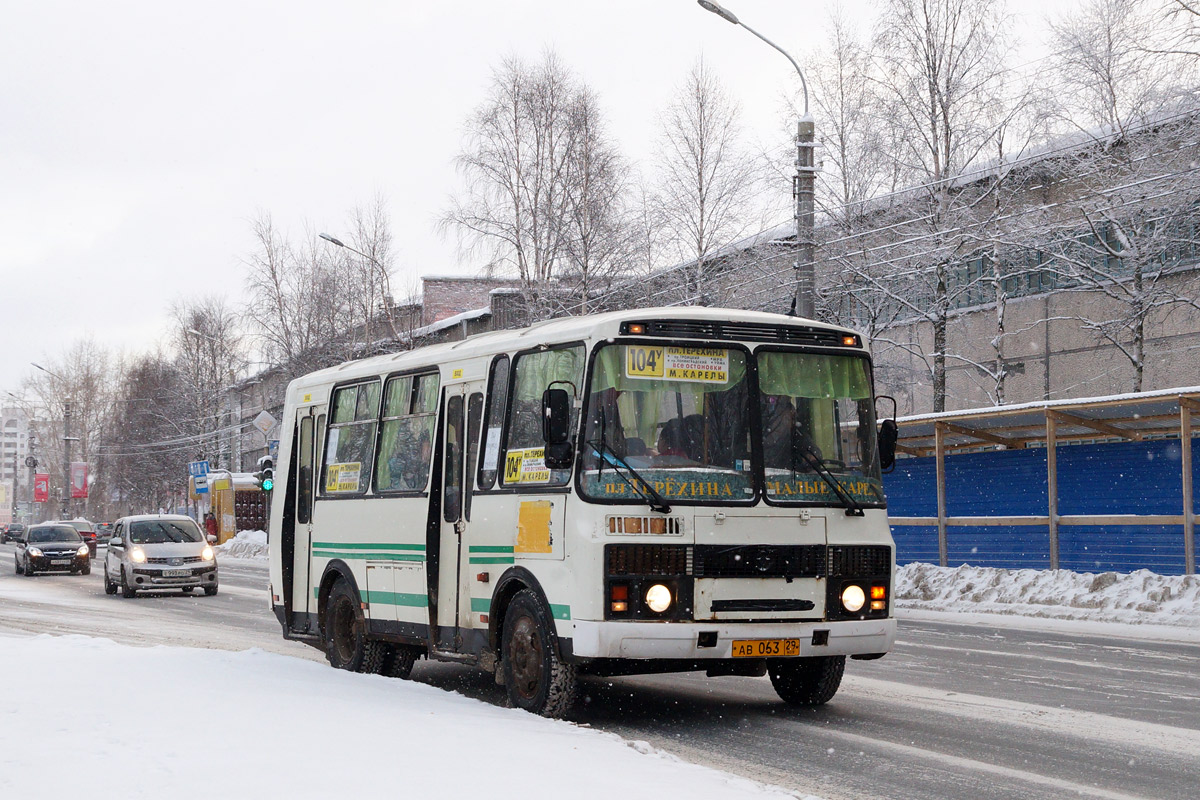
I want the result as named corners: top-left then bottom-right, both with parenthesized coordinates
top-left (268, 307), bottom-right (898, 716)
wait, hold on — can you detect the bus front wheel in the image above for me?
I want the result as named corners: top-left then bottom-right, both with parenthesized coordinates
top-left (501, 589), bottom-right (577, 718)
top-left (768, 655), bottom-right (845, 706)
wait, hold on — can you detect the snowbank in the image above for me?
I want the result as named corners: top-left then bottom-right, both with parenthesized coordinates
top-left (217, 528), bottom-right (268, 560)
top-left (0, 635), bottom-right (802, 800)
top-left (896, 562), bottom-right (1200, 627)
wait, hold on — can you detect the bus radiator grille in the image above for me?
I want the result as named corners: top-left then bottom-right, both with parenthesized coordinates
top-left (693, 544), bottom-right (826, 579)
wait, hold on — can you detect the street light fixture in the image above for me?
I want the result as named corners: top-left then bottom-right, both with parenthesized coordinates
top-left (319, 232), bottom-right (399, 338)
top-left (696, 0), bottom-right (816, 318)
top-left (31, 361), bottom-right (75, 518)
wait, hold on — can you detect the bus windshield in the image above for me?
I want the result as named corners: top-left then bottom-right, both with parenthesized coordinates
top-left (580, 344), bottom-right (754, 503)
top-left (579, 343), bottom-right (885, 507)
top-left (758, 350), bottom-right (884, 506)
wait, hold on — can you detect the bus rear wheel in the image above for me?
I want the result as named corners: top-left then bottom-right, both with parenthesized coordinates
top-left (501, 589), bottom-right (577, 718)
top-left (768, 655), bottom-right (845, 706)
top-left (324, 579), bottom-right (388, 673)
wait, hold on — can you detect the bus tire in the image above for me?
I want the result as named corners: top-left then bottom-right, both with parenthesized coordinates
top-left (324, 579), bottom-right (368, 671)
top-left (501, 589), bottom-right (577, 718)
top-left (768, 655), bottom-right (845, 706)
top-left (384, 645), bottom-right (418, 679)
top-left (323, 578), bottom-right (388, 673)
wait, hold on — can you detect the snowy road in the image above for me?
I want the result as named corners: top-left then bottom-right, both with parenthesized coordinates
top-left (2, 543), bottom-right (1197, 799)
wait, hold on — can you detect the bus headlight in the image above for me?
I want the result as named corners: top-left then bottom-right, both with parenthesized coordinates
top-left (840, 584), bottom-right (866, 613)
top-left (645, 584), bottom-right (672, 613)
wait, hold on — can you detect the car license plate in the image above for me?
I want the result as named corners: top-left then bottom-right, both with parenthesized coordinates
top-left (162, 569), bottom-right (190, 577)
top-left (51, 559), bottom-right (72, 566)
top-left (731, 638), bottom-right (801, 658)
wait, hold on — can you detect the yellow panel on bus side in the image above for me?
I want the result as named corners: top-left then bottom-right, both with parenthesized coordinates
top-left (516, 500), bottom-right (553, 553)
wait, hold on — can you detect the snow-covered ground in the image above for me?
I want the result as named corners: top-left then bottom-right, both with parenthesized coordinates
top-left (896, 562), bottom-right (1200, 638)
top-left (216, 528), bottom-right (268, 560)
top-left (0, 634), bottom-right (805, 800)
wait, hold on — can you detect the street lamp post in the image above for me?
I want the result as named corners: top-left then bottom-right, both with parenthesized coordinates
top-left (320, 233), bottom-right (399, 338)
top-left (697, 0), bottom-right (816, 319)
top-left (31, 362), bottom-right (77, 519)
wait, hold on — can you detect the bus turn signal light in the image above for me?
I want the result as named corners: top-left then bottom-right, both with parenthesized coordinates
top-left (871, 585), bottom-right (886, 600)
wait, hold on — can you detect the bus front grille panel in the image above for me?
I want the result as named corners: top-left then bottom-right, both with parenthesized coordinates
top-left (693, 544), bottom-right (826, 579)
top-left (605, 544), bottom-right (690, 576)
top-left (828, 545), bottom-right (892, 577)
top-left (623, 320), bottom-right (845, 347)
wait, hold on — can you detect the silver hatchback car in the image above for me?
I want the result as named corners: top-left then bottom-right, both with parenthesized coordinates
top-left (103, 515), bottom-right (219, 597)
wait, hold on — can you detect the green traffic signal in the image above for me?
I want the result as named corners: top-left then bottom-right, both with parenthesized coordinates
top-left (262, 476), bottom-right (274, 491)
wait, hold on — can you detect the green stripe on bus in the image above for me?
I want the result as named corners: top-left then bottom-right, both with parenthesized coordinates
top-left (312, 542), bottom-right (425, 551)
top-left (470, 597), bottom-right (491, 613)
top-left (365, 591), bottom-right (429, 608)
top-left (312, 551), bottom-right (425, 562)
top-left (550, 604), bottom-right (570, 621)
top-left (468, 556), bottom-right (515, 564)
top-left (467, 545), bottom-right (514, 553)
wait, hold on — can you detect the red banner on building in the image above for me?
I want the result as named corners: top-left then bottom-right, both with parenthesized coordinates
top-left (33, 473), bottom-right (50, 503)
top-left (70, 462), bottom-right (89, 499)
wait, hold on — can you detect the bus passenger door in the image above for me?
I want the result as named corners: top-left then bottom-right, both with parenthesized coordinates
top-left (290, 408), bottom-right (319, 633)
top-left (436, 382), bottom-right (485, 652)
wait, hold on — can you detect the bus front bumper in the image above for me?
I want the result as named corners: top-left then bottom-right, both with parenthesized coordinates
top-left (569, 617), bottom-right (896, 660)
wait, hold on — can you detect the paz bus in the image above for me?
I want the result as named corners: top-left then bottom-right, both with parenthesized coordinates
top-left (268, 307), bottom-right (898, 716)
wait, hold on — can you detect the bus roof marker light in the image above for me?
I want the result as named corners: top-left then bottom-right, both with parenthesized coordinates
top-left (842, 335), bottom-right (859, 347)
top-left (628, 324), bottom-right (645, 334)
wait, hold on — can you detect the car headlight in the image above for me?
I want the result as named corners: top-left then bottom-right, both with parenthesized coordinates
top-left (645, 583), bottom-right (673, 613)
top-left (77, 545), bottom-right (89, 557)
top-left (129, 548), bottom-right (147, 563)
top-left (841, 584), bottom-right (866, 613)
top-left (27, 547), bottom-right (43, 557)
top-left (201, 545), bottom-right (214, 561)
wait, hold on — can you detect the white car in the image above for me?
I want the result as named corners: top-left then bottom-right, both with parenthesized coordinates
top-left (103, 515), bottom-right (219, 598)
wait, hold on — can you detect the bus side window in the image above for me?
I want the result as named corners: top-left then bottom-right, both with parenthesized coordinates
top-left (503, 345), bottom-right (584, 488)
top-left (464, 392), bottom-right (483, 520)
top-left (477, 355), bottom-right (510, 490)
top-left (443, 395), bottom-right (464, 522)
top-left (320, 381), bottom-right (380, 496)
top-left (297, 416), bottom-right (313, 524)
top-left (375, 372), bottom-right (439, 493)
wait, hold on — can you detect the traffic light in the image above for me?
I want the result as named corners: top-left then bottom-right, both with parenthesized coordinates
top-left (255, 456), bottom-right (275, 493)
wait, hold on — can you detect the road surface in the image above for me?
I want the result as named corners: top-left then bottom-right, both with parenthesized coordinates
top-left (2, 543), bottom-right (1196, 799)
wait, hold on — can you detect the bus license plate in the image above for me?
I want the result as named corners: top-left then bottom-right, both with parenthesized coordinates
top-left (731, 638), bottom-right (801, 658)
top-left (163, 569), bottom-right (190, 577)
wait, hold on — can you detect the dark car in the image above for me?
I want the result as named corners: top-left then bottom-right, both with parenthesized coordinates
top-left (46, 519), bottom-right (97, 558)
top-left (96, 522), bottom-right (114, 544)
top-left (15, 524), bottom-right (91, 576)
top-left (1, 523), bottom-right (24, 544)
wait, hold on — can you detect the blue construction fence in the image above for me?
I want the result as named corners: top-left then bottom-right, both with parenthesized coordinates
top-left (882, 437), bottom-right (1199, 575)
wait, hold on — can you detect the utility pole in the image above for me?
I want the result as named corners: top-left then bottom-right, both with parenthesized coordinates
top-left (697, 0), bottom-right (816, 318)
top-left (794, 118), bottom-right (816, 318)
top-left (61, 400), bottom-right (72, 519)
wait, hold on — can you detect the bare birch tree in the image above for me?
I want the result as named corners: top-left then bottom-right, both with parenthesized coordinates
top-left (653, 56), bottom-right (760, 306)
top-left (442, 51), bottom-right (588, 319)
top-left (172, 296), bottom-right (245, 469)
top-left (866, 0), bottom-right (1014, 411)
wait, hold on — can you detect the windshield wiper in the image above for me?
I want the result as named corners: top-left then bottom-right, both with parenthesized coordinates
top-left (792, 432), bottom-right (864, 517)
top-left (590, 409), bottom-right (671, 513)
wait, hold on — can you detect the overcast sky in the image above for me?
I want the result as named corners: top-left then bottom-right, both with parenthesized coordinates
top-left (0, 0), bottom-right (1072, 395)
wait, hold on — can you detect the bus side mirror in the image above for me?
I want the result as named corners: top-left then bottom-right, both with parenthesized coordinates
top-left (878, 419), bottom-right (898, 472)
top-left (876, 394), bottom-right (898, 472)
top-left (542, 388), bottom-right (574, 469)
